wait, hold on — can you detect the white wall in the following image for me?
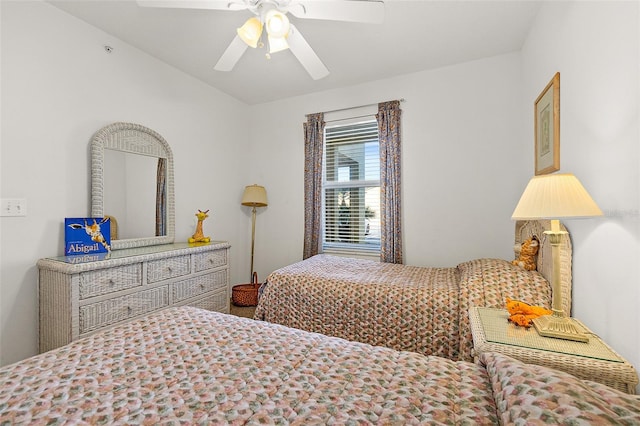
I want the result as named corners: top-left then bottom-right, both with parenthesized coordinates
top-left (0, 1), bottom-right (250, 365)
top-left (522, 0), bottom-right (639, 389)
top-left (247, 51), bottom-right (527, 277)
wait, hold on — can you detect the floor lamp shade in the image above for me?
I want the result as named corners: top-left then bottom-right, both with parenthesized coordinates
top-left (241, 185), bottom-right (268, 207)
top-left (242, 185), bottom-right (267, 282)
top-left (511, 173), bottom-right (602, 342)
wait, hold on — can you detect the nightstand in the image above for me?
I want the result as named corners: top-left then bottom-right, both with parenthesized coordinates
top-left (469, 307), bottom-right (639, 394)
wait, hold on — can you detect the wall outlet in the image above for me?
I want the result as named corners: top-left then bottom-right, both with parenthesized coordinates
top-left (1, 198), bottom-right (27, 217)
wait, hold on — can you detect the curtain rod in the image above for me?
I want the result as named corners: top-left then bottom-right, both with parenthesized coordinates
top-left (308, 98), bottom-right (405, 117)
top-left (325, 113), bottom-right (374, 124)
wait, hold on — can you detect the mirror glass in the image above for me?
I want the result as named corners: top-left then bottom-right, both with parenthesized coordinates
top-left (91, 122), bottom-right (175, 250)
top-left (103, 149), bottom-right (159, 240)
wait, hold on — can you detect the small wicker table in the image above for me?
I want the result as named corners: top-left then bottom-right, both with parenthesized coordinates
top-left (469, 307), bottom-right (638, 394)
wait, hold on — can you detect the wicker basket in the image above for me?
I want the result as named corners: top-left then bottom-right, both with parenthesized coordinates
top-left (232, 272), bottom-right (260, 307)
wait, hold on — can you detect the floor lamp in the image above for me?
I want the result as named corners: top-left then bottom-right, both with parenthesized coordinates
top-left (512, 173), bottom-right (603, 342)
top-left (241, 184), bottom-right (268, 282)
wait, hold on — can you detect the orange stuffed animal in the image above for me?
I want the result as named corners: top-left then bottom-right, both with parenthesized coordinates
top-left (505, 297), bottom-right (552, 328)
top-left (512, 236), bottom-right (539, 271)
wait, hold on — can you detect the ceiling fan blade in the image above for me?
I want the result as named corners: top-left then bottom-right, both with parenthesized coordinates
top-left (214, 35), bottom-right (249, 71)
top-left (136, 0), bottom-right (247, 11)
top-left (289, 0), bottom-right (384, 24)
top-left (287, 24), bottom-right (329, 80)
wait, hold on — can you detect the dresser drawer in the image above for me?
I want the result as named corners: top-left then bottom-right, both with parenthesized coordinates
top-left (147, 255), bottom-right (190, 283)
top-left (79, 286), bottom-right (169, 334)
top-left (172, 270), bottom-right (228, 303)
top-left (194, 249), bottom-right (227, 272)
top-left (79, 264), bottom-right (142, 299)
top-left (185, 290), bottom-right (229, 313)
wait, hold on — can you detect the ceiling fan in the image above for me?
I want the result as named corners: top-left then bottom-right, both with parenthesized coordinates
top-left (137, 0), bottom-right (384, 80)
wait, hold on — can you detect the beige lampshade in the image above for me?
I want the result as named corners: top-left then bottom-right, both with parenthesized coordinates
top-left (265, 9), bottom-right (290, 38)
top-left (241, 184), bottom-right (268, 207)
top-left (268, 35), bottom-right (289, 53)
top-left (512, 173), bottom-right (603, 219)
top-left (237, 17), bottom-right (263, 48)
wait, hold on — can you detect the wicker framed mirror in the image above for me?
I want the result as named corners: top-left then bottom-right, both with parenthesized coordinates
top-left (90, 122), bottom-right (175, 250)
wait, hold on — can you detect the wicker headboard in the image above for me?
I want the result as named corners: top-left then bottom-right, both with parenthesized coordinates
top-left (514, 220), bottom-right (572, 316)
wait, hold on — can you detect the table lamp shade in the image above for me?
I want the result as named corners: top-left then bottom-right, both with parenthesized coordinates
top-left (512, 173), bottom-right (603, 220)
top-left (241, 185), bottom-right (268, 207)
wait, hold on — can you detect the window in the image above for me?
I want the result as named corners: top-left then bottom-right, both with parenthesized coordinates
top-left (322, 120), bottom-right (380, 254)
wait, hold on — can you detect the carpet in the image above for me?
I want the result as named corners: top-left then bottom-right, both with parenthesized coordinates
top-left (229, 302), bottom-right (256, 319)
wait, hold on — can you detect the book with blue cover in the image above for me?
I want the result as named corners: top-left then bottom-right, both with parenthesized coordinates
top-left (64, 217), bottom-right (111, 256)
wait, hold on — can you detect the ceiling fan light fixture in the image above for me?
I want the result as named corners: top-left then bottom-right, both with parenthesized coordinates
top-left (237, 17), bottom-right (263, 48)
top-left (142, 0), bottom-right (387, 80)
top-left (265, 9), bottom-right (290, 38)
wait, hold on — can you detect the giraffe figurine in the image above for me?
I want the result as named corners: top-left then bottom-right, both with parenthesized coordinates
top-left (188, 209), bottom-right (211, 243)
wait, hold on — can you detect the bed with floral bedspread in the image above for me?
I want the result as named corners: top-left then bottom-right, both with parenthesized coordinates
top-left (1, 306), bottom-right (638, 425)
top-left (254, 254), bottom-right (552, 362)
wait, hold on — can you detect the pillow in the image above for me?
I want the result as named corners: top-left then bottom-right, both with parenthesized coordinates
top-left (456, 258), bottom-right (551, 310)
top-left (479, 352), bottom-right (640, 424)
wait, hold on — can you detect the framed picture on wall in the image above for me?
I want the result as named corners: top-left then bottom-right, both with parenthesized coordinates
top-left (534, 72), bottom-right (560, 175)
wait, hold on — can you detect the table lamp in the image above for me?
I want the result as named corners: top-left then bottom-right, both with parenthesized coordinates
top-left (241, 184), bottom-right (268, 282)
top-left (512, 173), bottom-right (603, 342)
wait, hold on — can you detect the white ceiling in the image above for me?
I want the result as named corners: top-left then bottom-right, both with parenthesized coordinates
top-left (47, 0), bottom-right (542, 105)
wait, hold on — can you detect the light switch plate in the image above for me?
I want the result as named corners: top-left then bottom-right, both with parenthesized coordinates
top-left (1, 198), bottom-right (27, 216)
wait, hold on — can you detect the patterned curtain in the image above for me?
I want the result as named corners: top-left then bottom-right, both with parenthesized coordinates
top-left (156, 158), bottom-right (167, 236)
top-left (377, 100), bottom-right (403, 264)
top-left (303, 113), bottom-right (326, 259)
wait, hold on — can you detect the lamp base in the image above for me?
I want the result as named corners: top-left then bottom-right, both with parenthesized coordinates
top-left (532, 314), bottom-right (589, 343)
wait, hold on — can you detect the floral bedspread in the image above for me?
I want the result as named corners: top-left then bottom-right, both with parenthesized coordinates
top-left (0, 307), bottom-right (499, 425)
top-left (2, 307), bottom-right (639, 425)
top-left (255, 255), bottom-right (552, 362)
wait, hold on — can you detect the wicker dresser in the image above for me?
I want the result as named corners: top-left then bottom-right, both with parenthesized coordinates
top-left (469, 307), bottom-right (639, 394)
top-left (38, 241), bottom-right (231, 353)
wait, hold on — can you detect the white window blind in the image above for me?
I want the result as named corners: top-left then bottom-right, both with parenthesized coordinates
top-left (323, 119), bottom-right (380, 253)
